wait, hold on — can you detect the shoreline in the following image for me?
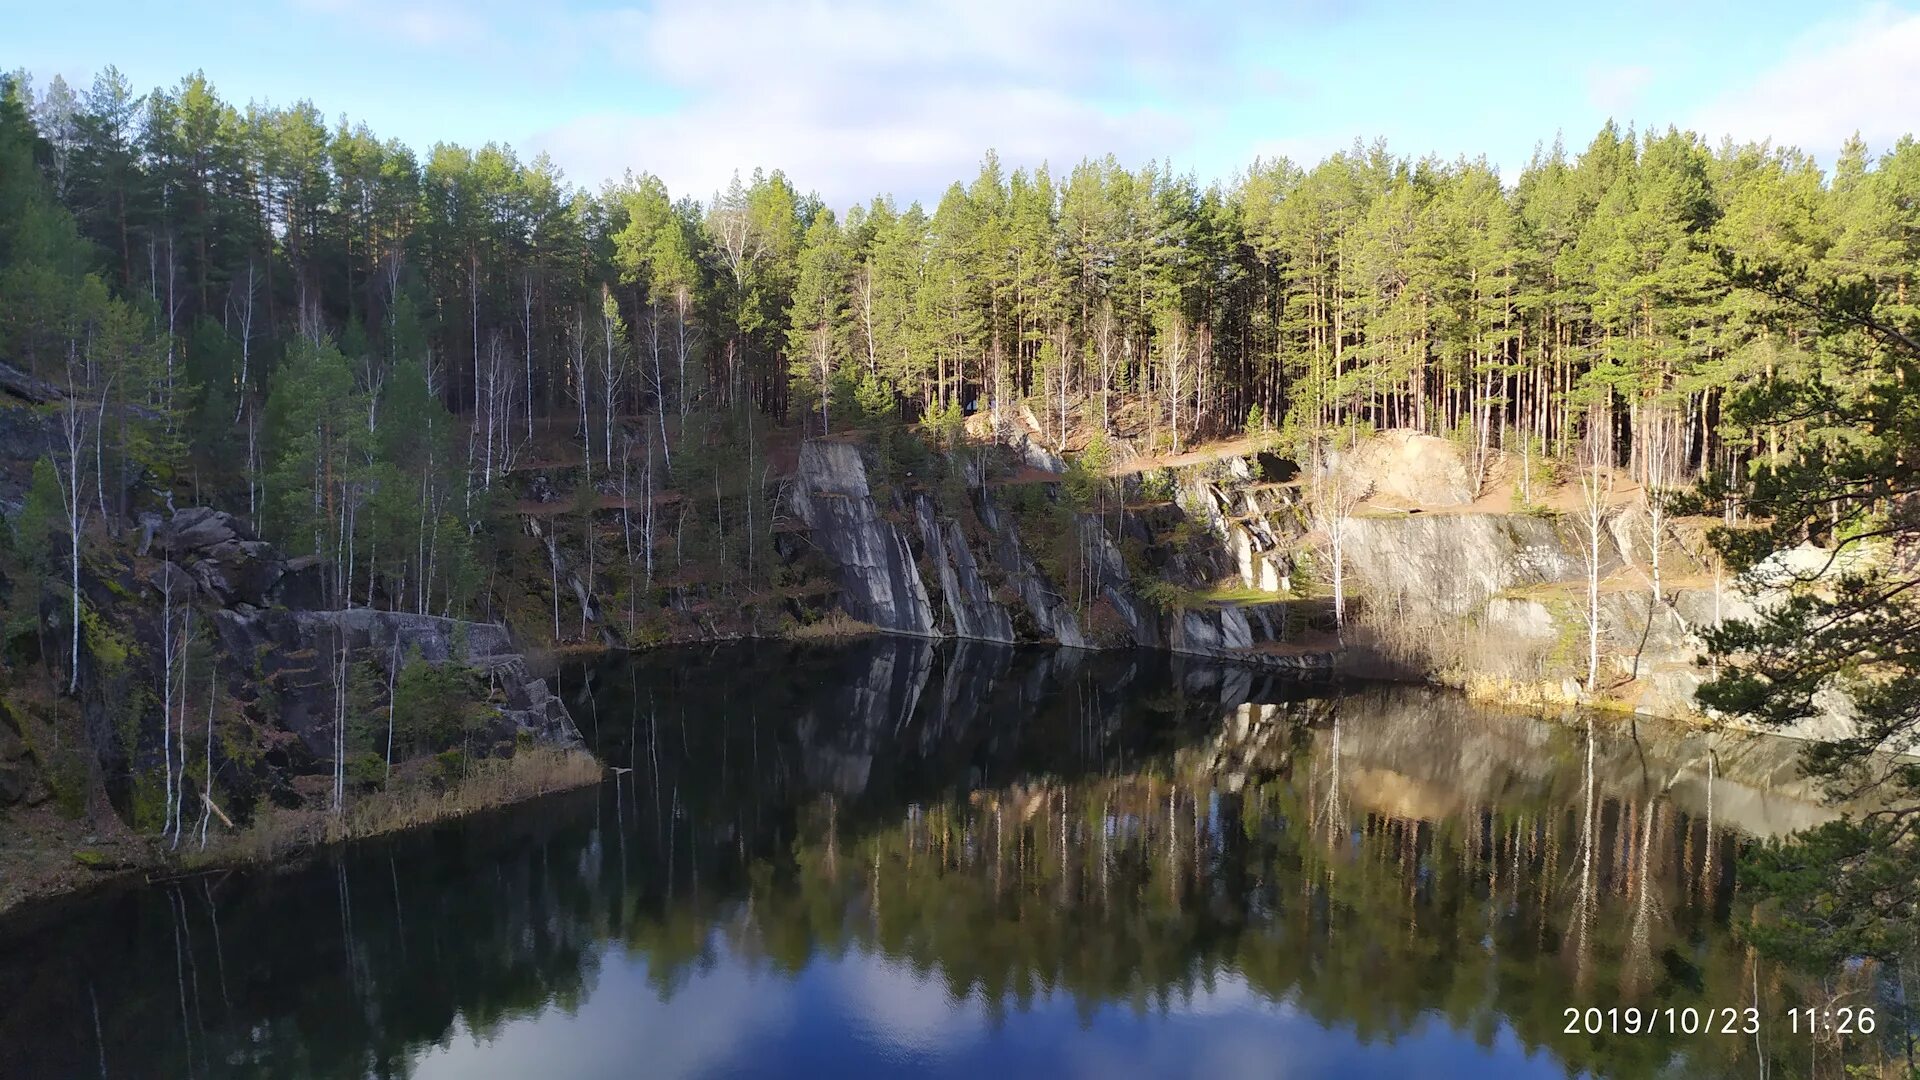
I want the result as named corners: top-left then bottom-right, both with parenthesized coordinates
top-left (0, 746), bottom-right (603, 921)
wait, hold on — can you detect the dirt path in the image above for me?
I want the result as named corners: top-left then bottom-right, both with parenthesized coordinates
top-left (1105, 436), bottom-right (1267, 477)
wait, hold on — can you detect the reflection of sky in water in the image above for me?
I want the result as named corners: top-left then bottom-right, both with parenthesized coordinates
top-left (413, 934), bottom-right (1569, 1080)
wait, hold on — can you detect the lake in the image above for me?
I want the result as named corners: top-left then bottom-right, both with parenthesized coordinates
top-left (0, 640), bottom-right (1897, 1078)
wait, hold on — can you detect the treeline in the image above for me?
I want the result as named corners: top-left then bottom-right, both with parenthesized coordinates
top-left (4, 66), bottom-right (1919, 561)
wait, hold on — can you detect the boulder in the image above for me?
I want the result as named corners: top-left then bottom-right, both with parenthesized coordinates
top-left (1338, 430), bottom-right (1476, 507)
top-left (272, 555), bottom-right (327, 610)
top-left (156, 507), bottom-right (251, 554)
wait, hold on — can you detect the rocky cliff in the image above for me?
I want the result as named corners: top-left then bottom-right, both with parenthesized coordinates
top-left (771, 423), bottom-right (1872, 745)
top-left (785, 437), bottom-right (1335, 672)
top-left (3, 505), bottom-right (580, 824)
top-left (789, 439), bottom-right (938, 636)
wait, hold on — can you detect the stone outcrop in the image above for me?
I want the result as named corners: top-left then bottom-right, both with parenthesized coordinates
top-left (977, 499), bottom-right (1087, 647)
top-left (790, 440), bottom-right (937, 636)
top-left (0, 361), bottom-right (63, 406)
top-left (147, 507), bottom-right (581, 758)
top-left (1335, 429), bottom-right (1477, 506)
top-left (1341, 511), bottom-right (1630, 619)
top-left (787, 437), bottom-right (1337, 670)
top-left (147, 507), bottom-right (314, 609)
top-left (914, 495), bottom-right (1014, 643)
top-left (209, 608), bottom-right (581, 756)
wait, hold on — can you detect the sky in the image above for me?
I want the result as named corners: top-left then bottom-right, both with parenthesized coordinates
top-left (7, 0), bottom-right (1919, 209)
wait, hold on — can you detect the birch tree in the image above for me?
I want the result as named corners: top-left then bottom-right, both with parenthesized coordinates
top-left (1306, 434), bottom-right (1369, 631)
top-left (1578, 409), bottom-right (1614, 692)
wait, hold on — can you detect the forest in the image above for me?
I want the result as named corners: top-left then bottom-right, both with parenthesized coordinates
top-left (3, 60), bottom-right (1920, 1046)
top-left (2, 66), bottom-right (1915, 614)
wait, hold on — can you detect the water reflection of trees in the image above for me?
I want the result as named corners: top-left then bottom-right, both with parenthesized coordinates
top-left (720, 713), bottom-right (1769, 1079)
top-left (0, 640), bottom-right (1892, 1078)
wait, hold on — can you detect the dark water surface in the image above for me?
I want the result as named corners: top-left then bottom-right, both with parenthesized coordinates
top-left (0, 641), bottom-right (1895, 1078)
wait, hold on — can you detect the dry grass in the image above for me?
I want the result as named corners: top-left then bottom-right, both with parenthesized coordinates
top-left (1195, 582), bottom-right (1287, 604)
top-left (782, 610), bottom-right (879, 640)
top-left (204, 747), bottom-right (604, 868)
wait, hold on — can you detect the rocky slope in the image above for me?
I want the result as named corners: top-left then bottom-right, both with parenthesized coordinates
top-left (2, 504), bottom-right (581, 830)
top-left (783, 437), bottom-right (1332, 671)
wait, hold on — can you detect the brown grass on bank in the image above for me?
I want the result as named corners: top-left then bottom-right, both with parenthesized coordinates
top-left (203, 747), bottom-right (604, 868)
top-left (782, 611), bottom-right (879, 641)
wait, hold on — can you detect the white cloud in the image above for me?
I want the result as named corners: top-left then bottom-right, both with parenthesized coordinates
top-left (528, 0), bottom-right (1276, 207)
top-left (833, 950), bottom-right (987, 1055)
top-left (290, 0), bottom-right (486, 48)
top-left (1584, 64), bottom-right (1652, 115)
top-left (409, 945), bottom-right (796, 1080)
top-left (1689, 3), bottom-right (1920, 158)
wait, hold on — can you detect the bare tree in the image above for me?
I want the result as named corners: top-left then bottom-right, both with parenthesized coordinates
top-left (331, 626), bottom-right (347, 814)
top-left (673, 285), bottom-right (693, 427)
top-left (198, 661), bottom-right (216, 849)
top-left (1307, 435), bottom-right (1370, 631)
top-left (1093, 303), bottom-right (1117, 433)
top-left (160, 564), bottom-right (175, 840)
top-left (598, 288), bottom-right (626, 474)
top-left (172, 604), bottom-right (192, 848)
top-left (54, 344), bottom-right (105, 693)
top-left (245, 406), bottom-right (259, 529)
top-left (1579, 407), bottom-right (1615, 692)
top-left (620, 431), bottom-right (635, 629)
top-left (1053, 325), bottom-right (1072, 449)
top-left (806, 311), bottom-right (833, 434)
top-left (521, 271), bottom-right (537, 442)
top-left (228, 261), bottom-right (258, 423)
top-left (1642, 403), bottom-right (1680, 613)
top-left (385, 637), bottom-right (398, 783)
top-left (641, 430), bottom-right (656, 588)
top-left (644, 301), bottom-right (672, 464)
top-left (569, 309), bottom-right (593, 494)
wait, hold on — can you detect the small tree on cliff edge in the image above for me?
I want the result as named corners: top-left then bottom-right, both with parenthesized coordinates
top-left (1304, 430), bottom-right (1370, 632)
top-left (1697, 256), bottom-right (1920, 970)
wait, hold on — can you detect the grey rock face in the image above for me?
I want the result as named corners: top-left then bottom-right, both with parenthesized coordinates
top-left (211, 606), bottom-right (582, 753)
top-left (137, 507), bottom-right (584, 754)
top-left (977, 500), bottom-right (1086, 647)
top-left (914, 495), bottom-right (1015, 643)
top-left (790, 441), bottom-right (937, 636)
top-left (1171, 606), bottom-right (1255, 654)
top-left (1342, 512), bottom-right (1622, 619)
top-left (156, 507), bottom-right (247, 553)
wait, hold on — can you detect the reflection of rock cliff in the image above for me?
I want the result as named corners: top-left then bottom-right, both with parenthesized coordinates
top-left (581, 639), bottom-right (1844, 843)
top-left (1317, 685), bottom-right (1841, 838)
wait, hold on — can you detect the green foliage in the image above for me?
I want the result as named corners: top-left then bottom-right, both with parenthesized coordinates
top-left (1061, 441), bottom-right (1108, 512)
top-left (1695, 253), bottom-right (1920, 973)
top-left (388, 649), bottom-right (488, 758)
top-left (1137, 468), bottom-right (1177, 505)
top-left (11, 457), bottom-right (62, 580)
top-left (853, 371), bottom-right (897, 425)
top-left (262, 335), bottom-right (360, 557)
top-left (1133, 577), bottom-right (1195, 613)
top-left (346, 751), bottom-right (388, 790)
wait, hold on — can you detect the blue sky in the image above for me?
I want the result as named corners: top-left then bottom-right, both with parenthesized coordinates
top-left (8, 0), bottom-right (1919, 209)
